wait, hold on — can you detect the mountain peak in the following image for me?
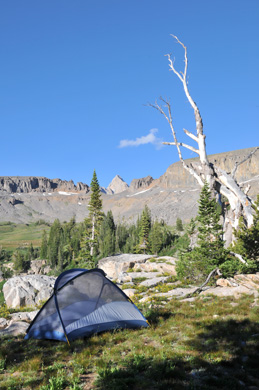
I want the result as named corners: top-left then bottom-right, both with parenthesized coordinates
top-left (106, 175), bottom-right (129, 194)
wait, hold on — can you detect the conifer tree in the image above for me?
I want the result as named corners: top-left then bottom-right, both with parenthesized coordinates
top-left (47, 219), bottom-right (62, 267)
top-left (40, 230), bottom-right (48, 259)
top-left (115, 222), bottom-right (129, 253)
top-left (99, 211), bottom-right (116, 258)
top-left (176, 217), bottom-right (184, 232)
top-left (232, 195), bottom-right (259, 261)
top-left (13, 251), bottom-right (29, 273)
top-left (138, 205), bottom-right (151, 253)
top-left (150, 220), bottom-right (163, 254)
top-left (176, 182), bottom-right (228, 283)
top-left (87, 170), bottom-right (103, 257)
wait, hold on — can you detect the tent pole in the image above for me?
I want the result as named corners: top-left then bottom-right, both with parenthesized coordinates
top-left (54, 292), bottom-right (71, 346)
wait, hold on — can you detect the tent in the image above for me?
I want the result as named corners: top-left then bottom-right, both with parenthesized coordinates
top-left (25, 268), bottom-right (148, 343)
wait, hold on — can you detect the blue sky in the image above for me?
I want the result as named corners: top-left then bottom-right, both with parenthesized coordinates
top-left (0, 1), bottom-right (258, 188)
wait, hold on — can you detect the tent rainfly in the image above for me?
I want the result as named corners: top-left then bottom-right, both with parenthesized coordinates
top-left (25, 268), bottom-right (149, 343)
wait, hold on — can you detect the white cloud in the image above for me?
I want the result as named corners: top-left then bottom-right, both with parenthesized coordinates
top-left (118, 129), bottom-right (163, 149)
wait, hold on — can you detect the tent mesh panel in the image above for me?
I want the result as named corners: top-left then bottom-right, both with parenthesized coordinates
top-left (27, 295), bottom-right (64, 335)
top-left (56, 271), bottom-right (128, 328)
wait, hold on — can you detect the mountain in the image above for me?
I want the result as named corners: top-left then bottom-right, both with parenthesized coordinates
top-left (105, 175), bottom-right (129, 194)
top-left (0, 147), bottom-right (258, 226)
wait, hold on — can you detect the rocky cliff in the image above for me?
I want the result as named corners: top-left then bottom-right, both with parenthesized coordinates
top-left (0, 147), bottom-right (258, 225)
top-left (157, 148), bottom-right (259, 197)
top-left (0, 176), bottom-right (89, 194)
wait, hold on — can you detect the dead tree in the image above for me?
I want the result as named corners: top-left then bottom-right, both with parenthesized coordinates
top-left (149, 35), bottom-right (257, 246)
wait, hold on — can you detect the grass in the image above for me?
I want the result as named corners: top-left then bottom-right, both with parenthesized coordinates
top-left (0, 294), bottom-right (259, 389)
top-left (0, 222), bottom-right (50, 250)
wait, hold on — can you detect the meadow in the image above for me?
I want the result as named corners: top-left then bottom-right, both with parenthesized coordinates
top-left (0, 221), bottom-right (50, 251)
top-left (0, 294), bottom-right (259, 389)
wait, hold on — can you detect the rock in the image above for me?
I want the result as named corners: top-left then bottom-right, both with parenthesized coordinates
top-left (117, 272), bottom-right (132, 284)
top-left (155, 287), bottom-right (197, 299)
top-left (234, 274), bottom-right (259, 289)
top-left (216, 278), bottom-right (238, 287)
top-left (98, 254), bottom-right (155, 280)
top-left (28, 259), bottom-right (51, 275)
top-left (122, 289), bottom-right (136, 298)
top-left (134, 260), bottom-right (176, 275)
top-left (0, 176), bottom-right (89, 194)
top-left (0, 270), bottom-right (3, 282)
top-left (106, 175), bottom-right (129, 194)
top-left (139, 296), bottom-right (150, 303)
top-left (10, 310), bottom-right (38, 322)
top-left (127, 272), bottom-right (161, 280)
top-left (0, 321), bottom-right (28, 337)
top-left (3, 275), bottom-right (55, 308)
top-left (129, 176), bottom-right (154, 191)
top-left (0, 318), bottom-right (8, 329)
top-left (214, 274), bottom-right (259, 295)
top-left (200, 285), bottom-right (259, 298)
top-left (139, 276), bottom-right (170, 287)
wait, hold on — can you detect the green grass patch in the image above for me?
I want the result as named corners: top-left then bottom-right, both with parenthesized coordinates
top-left (0, 222), bottom-right (50, 250)
top-left (0, 295), bottom-right (259, 389)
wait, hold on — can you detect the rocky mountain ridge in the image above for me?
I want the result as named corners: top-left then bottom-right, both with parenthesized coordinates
top-left (0, 147), bottom-right (259, 225)
top-left (0, 176), bottom-right (89, 194)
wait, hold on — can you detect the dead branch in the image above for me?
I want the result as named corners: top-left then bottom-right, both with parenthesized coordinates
top-left (229, 251), bottom-right (248, 265)
top-left (183, 128), bottom-right (198, 142)
top-left (188, 268), bottom-right (221, 297)
top-left (163, 141), bottom-right (200, 155)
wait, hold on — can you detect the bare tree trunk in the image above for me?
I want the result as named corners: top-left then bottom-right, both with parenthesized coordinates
top-left (149, 35), bottom-right (255, 244)
top-left (90, 214), bottom-right (95, 257)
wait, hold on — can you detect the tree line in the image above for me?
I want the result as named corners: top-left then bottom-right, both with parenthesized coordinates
top-left (5, 170), bottom-right (259, 284)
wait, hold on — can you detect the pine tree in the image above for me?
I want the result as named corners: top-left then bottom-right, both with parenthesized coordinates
top-left (232, 195), bottom-right (259, 261)
top-left (40, 230), bottom-right (48, 259)
top-left (87, 170), bottom-right (103, 256)
top-left (98, 211), bottom-right (116, 258)
top-left (150, 220), bottom-right (163, 254)
top-left (176, 182), bottom-right (228, 283)
top-left (13, 251), bottom-right (29, 273)
top-left (47, 219), bottom-right (62, 268)
top-left (27, 243), bottom-right (34, 261)
top-left (176, 217), bottom-right (184, 232)
top-left (138, 205), bottom-right (151, 253)
top-left (115, 222), bottom-right (129, 253)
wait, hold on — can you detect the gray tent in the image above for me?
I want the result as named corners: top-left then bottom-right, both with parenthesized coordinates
top-left (25, 268), bottom-right (148, 343)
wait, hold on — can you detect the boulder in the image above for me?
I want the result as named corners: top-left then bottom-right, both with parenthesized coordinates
top-left (234, 273), bottom-right (259, 289)
top-left (216, 278), bottom-right (239, 287)
top-left (3, 275), bottom-right (55, 308)
top-left (10, 310), bottom-right (38, 322)
top-left (28, 259), bottom-right (51, 275)
top-left (134, 260), bottom-right (176, 275)
top-left (200, 285), bottom-right (259, 298)
top-left (215, 273), bottom-right (259, 293)
top-left (0, 318), bottom-right (8, 329)
top-left (0, 321), bottom-right (28, 337)
top-left (98, 254), bottom-right (155, 280)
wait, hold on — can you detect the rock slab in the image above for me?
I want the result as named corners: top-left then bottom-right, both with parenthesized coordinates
top-left (3, 275), bottom-right (56, 308)
top-left (98, 254), bottom-right (156, 280)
